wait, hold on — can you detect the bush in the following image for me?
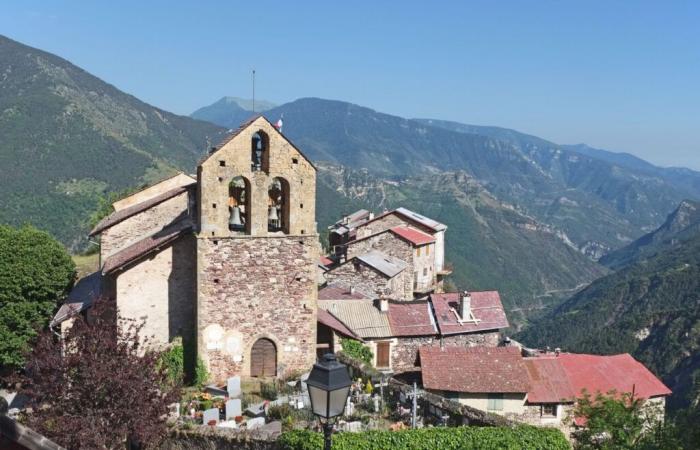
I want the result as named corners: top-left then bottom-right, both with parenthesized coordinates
top-left (267, 403), bottom-right (293, 420)
top-left (340, 338), bottom-right (373, 365)
top-left (159, 342), bottom-right (185, 385)
top-left (260, 381), bottom-right (278, 401)
top-left (194, 356), bottom-right (208, 388)
top-left (279, 426), bottom-right (569, 450)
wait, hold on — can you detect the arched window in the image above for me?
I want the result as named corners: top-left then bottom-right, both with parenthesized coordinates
top-left (228, 176), bottom-right (250, 234)
top-left (251, 131), bottom-right (270, 172)
top-left (267, 177), bottom-right (290, 234)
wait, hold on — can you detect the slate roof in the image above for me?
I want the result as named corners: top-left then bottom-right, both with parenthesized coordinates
top-left (420, 346), bottom-right (530, 394)
top-left (50, 271), bottom-right (102, 327)
top-left (329, 209), bottom-right (372, 235)
top-left (387, 300), bottom-right (438, 336)
top-left (430, 292), bottom-right (509, 335)
top-left (101, 219), bottom-right (193, 274)
top-left (389, 226), bottom-right (435, 246)
top-left (318, 300), bottom-right (392, 339)
top-left (361, 207), bottom-right (447, 233)
top-left (355, 250), bottom-right (408, 278)
top-left (317, 308), bottom-right (359, 339)
top-left (90, 183), bottom-right (194, 236)
top-left (318, 283), bottom-right (370, 301)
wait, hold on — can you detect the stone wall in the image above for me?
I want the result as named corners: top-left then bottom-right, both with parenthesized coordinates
top-left (115, 234), bottom-right (196, 349)
top-left (390, 331), bottom-right (501, 373)
top-left (197, 235), bottom-right (318, 382)
top-left (101, 191), bottom-right (192, 259)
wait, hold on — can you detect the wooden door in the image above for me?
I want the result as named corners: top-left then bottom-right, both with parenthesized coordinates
top-left (251, 338), bottom-right (277, 377)
top-left (376, 341), bottom-right (390, 369)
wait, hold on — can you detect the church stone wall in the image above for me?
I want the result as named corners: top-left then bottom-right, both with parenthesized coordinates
top-left (115, 235), bottom-right (196, 348)
top-left (197, 236), bottom-right (318, 382)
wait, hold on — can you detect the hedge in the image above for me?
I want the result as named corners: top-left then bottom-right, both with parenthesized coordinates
top-left (278, 426), bottom-right (569, 450)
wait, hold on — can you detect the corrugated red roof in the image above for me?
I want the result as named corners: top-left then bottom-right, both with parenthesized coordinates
top-left (525, 353), bottom-right (671, 403)
top-left (90, 183), bottom-right (193, 236)
top-left (102, 219), bottom-right (192, 274)
top-left (317, 308), bottom-right (359, 339)
top-left (420, 346), bottom-right (530, 393)
top-left (318, 284), bottom-right (370, 300)
top-left (431, 292), bottom-right (508, 334)
top-left (319, 256), bottom-right (334, 267)
top-left (387, 301), bottom-right (437, 336)
top-left (390, 226), bottom-right (435, 246)
top-left (524, 357), bottom-right (577, 403)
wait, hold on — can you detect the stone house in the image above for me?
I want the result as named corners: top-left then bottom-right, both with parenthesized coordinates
top-left (52, 116), bottom-right (319, 383)
top-left (419, 345), bottom-right (672, 437)
top-left (317, 288), bottom-right (507, 372)
top-left (323, 250), bottom-right (411, 300)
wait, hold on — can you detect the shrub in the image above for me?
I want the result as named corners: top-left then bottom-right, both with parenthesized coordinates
top-left (279, 426), bottom-right (569, 450)
top-left (340, 338), bottom-right (373, 365)
top-left (261, 381), bottom-right (278, 401)
top-left (194, 356), bottom-right (208, 388)
top-left (159, 341), bottom-right (185, 385)
top-left (267, 403), bottom-right (293, 420)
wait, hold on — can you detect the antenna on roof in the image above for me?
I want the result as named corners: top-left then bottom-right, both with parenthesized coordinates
top-left (252, 69), bottom-right (256, 113)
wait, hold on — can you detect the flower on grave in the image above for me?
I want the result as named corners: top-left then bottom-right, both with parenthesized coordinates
top-left (207, 419), bottom-right (217, 427)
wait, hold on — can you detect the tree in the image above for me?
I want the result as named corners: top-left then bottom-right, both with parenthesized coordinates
top-left (573, 390), bottom-right (682, 450)
top-left (19, 299), bottom-right (180, 449)
top-left (0, 225), bottom-right (75, 370)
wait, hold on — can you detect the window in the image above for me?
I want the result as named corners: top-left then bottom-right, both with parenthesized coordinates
top-left (416, 247), bottom-right (422, 257)
top-left (426, 245), bottom-right (430, 256)
top-left (219, 160), bottom-right (226, 167)
top-left (292, 157), bottom-right (299, 164)
top-left (541, 404), bottom-right (557, 417)
top-left (229, 176), bottom-right (250, 233)
top-left (423, 268), bottom-right (428, 276)
top-left (487, 394), bottom-right (504, 411)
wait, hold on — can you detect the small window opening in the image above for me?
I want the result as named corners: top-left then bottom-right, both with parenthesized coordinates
top-left (292, 157), bottom-right (299, 164)
top-left (213, 240), bottom-right (219, 245)
top-left (218, 177), bottom-right (223, 182)
top-left (251, 131), bottom-right (270, 172)
top-left (300, 203), bottom-right (304, 209)
top-left (212, 203), bottom-right (217, 209)
top-left (219, 160), bottom-right (226, 167)
top-left (301, 229), bottom-right (305, 234)
top-left (213, 278), bottom-right (220, 284)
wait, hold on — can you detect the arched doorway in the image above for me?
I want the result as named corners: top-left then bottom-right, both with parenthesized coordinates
top-left (250, 338), bottom-right (277, 377)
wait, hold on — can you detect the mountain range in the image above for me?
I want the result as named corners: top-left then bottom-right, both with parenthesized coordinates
top-left (3, 33), bottom-right (700, 332)
top-left (517, 201), bottom-right (700, 410)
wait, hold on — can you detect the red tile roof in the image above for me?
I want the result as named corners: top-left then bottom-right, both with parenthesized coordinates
top-left (525, 353), bottom-right (671, 403)
top-left (318, 284), bottom-right (370, 300)
top-left (390, 226), bottom-right (435, 246)
top-left (319, 256), bottom-right (335, 267)
top-left (90, 183), bottom-right (193, 236)
top-left (317, 308), bottom-right (359, 339)
top-left (430, 292), bottom-right (509, 334)
top-left (387, 301), bottom-right (437, 336)
top-left (102, 219), bottom-right (193, 274)
top-left (420, 346), bottom-right (530, 393)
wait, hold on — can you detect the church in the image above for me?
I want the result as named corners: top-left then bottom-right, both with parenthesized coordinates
top-left (53, 116), bottom-right (320, 382)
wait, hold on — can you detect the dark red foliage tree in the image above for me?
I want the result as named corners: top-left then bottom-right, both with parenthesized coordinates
top-left (19, 299), bottom-right (180, 449)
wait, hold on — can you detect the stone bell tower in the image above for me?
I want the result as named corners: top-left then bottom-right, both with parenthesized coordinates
top-left (196, 116), bottom-right (318, 381)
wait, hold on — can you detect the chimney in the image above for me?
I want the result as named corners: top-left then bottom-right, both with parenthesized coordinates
top-left (342, 214), bottom-right (349, 225)
top-left (460, 291), bottom-right (471, 320)
top-left (368, 212), bottom-right (375, 220)
top-left (349, 286), bottom-right (356, 295)
top-left (376, 293), bottom-right (389, 313)
top-left (555, 347), bottom-right (561, 357)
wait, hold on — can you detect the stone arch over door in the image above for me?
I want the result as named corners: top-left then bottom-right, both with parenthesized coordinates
top-left (250, 338), bottom-right (277, 377)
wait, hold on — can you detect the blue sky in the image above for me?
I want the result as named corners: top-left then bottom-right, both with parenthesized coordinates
top-left (2, 1), bottom-right (699, 169)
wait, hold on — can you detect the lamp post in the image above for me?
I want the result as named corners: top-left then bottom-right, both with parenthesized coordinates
top-left (306, 354), bottom-right (352, 450)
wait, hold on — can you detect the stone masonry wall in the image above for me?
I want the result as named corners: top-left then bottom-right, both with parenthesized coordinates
top-left (391, 331), bottom-right (501, 373)
top-left (355, 213), bottom-right (434, 240)
top-left (115, 235), bottom-right (196, 349)
top-left (197, 235), bottom-right (318, 382)
top-left (101, 191), bottom-right (192, 259)
top-left (324, 259), bottom-right (408, 299)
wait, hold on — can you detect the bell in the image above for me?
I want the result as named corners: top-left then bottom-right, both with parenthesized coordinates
top-left (268, 205), bottom-right (279, 222)
top-left (229, 206), bottom-right (242, 228)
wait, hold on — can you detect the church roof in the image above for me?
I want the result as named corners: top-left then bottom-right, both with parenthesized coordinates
top-left (101, 218), bottom-right (193, 274)
top-left (50, 271), bottom-right (102, 327)
top-left (89, 183), bottom-right (194, 236)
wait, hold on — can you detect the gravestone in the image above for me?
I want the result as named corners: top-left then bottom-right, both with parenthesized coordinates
top-left (202, 407), bottom-right (219, 426)
top-left (227, 376), bottom-right (241, 398)
top-left (246, 417), bottom-right (266, 429)
top-left (225, 398), bottom-right (242, 420)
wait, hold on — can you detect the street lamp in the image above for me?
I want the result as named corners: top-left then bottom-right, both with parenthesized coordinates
top-left (306, 353), bottom-right (352, 450)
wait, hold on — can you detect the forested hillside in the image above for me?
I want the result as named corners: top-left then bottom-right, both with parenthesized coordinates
top-left (517, 227), bottom-right (700, 409)
top-left (0, 34), bottom-right (224, 249)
